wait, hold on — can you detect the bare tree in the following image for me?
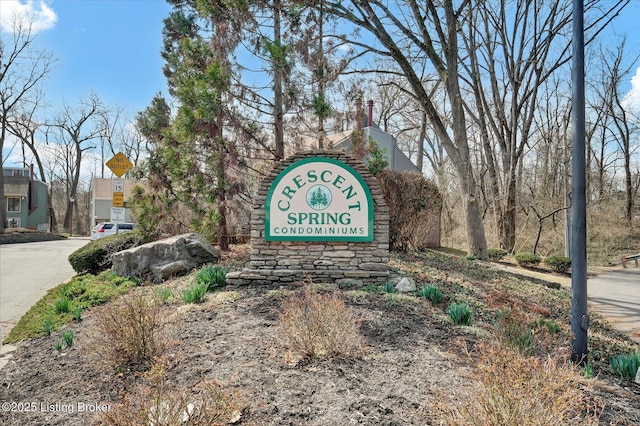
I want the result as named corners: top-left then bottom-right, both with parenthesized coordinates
top-left (5, 88), bottom-right (48, 182)
top-left (0, 16), bottom-right (56, 232)
top-left (594, 41), bottom-right (640, 226)
top-left (461, 0), bottom-right (628, 251)
top-left (326, 0), bottom-right (489, 259)
top-left (47, 93), bottom-right (106, 233)
top-left (96, 104), bottom-right (124, 178)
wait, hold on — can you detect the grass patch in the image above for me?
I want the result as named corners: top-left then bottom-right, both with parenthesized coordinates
top-left (437, 342), bottom-right (601, 424)
top-left (3, 271), bottom-right (137, 343)
top-left (384, 293), bottom-right (421, 307)
top-left (447, 302), bottom-right (473, 326)
top-left (419, 284), bottom-right (444, 305)
top-left (610, 352), bottom-right (640, 380)
top-left (181, 281), bottom-right (208, 304)
top-left (194, 264), bottom-right (228, 292)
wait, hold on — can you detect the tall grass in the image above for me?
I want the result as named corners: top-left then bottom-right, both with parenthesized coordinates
top-left (437, 343), bottom-right (601, 425)
top-left (98, 364), bottom-right (244, 426)
top-left (278, 287), bottom-right (363, 361)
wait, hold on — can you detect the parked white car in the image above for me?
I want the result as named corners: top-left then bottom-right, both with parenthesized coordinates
top-left (90, 222), bottom-right (136, 240)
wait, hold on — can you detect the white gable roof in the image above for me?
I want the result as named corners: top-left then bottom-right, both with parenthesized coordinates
top-left (333, 127), bottom-right (421, 174)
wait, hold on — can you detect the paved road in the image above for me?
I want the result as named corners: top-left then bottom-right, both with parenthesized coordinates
top-left (588, 267), bottom-right (640, 342)
top-left (0, 238), bottom-right (88, 343)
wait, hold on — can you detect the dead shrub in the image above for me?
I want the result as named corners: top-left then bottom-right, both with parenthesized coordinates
top-left (91, 291), bottom-right (173, 373)
top-left (97, 364), bottom-right (244, 426)
top-left (378, 170), bottom-right (443, 251)
top-left (436, 342), bottom-right (602, 425)
top-left (278, 286), bottom-right (363, 361)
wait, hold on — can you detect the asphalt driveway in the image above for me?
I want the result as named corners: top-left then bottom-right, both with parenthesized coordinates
top-left (587, 267), bottom-right (640, 342)
top-left (0, 238), bottom-right (88, 343)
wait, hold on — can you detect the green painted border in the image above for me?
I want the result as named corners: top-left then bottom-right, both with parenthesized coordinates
top-left (265, 157), bottom-right (374, 241)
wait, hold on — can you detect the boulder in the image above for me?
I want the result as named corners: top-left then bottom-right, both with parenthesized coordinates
top-left (111, 233), bottom-right (219, 283)
top-left (395, 277), bottom-right (416, 293)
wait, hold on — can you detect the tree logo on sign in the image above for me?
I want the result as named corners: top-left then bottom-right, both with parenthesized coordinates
top-left (306, 185), bottom-right (332, 210)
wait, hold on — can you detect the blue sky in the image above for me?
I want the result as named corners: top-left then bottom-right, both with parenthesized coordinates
top-left (1, 0), bottom-right (640, 139)
top-left (1, 0), bottom-right (172, 113)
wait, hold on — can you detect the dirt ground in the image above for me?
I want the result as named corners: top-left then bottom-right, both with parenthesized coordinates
top-left (0, 249), bottom-right (639, 425)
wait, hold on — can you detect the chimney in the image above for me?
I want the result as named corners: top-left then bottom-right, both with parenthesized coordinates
top-left (367, 100), bottom-right (374, 127)
top-left (29, 164), bottom-right (35, 212)
top-left (355, 98), bottom-right (363, 130)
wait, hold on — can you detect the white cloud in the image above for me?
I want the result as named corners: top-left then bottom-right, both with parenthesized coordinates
top-left (0, 0), bottom-right (57, 34)
top-left (622, 66), bottom-right (640, 114)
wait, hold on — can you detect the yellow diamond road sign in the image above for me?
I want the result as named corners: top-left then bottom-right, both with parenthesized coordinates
top-left (106, 152), bottom-right (133, 177)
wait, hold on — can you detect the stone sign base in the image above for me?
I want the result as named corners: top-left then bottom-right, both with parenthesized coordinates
top-left (226, 243), bottom-right (389, 286)
top-left (226, 150), bottom-right (390, 286)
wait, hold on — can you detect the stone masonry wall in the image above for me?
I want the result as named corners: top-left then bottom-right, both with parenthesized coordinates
top-left (226, 150), bottom-right (389, 286)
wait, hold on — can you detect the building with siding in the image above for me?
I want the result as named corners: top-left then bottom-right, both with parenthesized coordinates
top-left (326, 100), bottom-right (421, 174)
top-left (2, 166), bottom-right (48, 230)
top-left (91, 178), bottom-right (136, 226)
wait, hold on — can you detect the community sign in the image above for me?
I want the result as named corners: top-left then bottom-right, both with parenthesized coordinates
top-left (265, 157), bottom-right (374, 241)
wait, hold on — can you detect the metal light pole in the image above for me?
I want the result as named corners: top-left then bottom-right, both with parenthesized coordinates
top-left (69, 196), bottom-right (75, 238)
top-left (571, 0), bottom-right (588, 364)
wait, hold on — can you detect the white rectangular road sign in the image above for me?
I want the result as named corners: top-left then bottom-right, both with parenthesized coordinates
top-left (113, 178), bottom-right (124, 193)
top-left (110, 207), bottom-right (126, 223)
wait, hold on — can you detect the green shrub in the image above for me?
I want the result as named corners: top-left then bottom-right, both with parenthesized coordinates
top-left (360, 284), bottom-right (380, 294)
top-left (72, 306), bottom-right (83, 321)
top-left (584, 363), bottom-right (594, 379)
top-left (487, 248), bottom-right (508, 261)
top-left (544, 255), bottom-right (572, 273)
top-left (62, 329), bottom-right (74, 348)
top-left (68, 232), bottom-right (142, 274)
top-left (419, 284), bottom-right (443, 305)
top-left (43, 318), bottom-right (53, 336)
top-left (182, 282), bottom-right (208, 304)
top-left (195, 265), bottom-right (228, 291)
top-left (530, 318), bottom-right (561, 334)
top-left (54, 296), bottom-right (72, 314)
top-left (383, 281), bottom-right (398, 294)
top-left (514, 252), bottom-right (541, 268)
top-left (447, 302), bottom-right (473, 326)
top-left (156, 287), bottom-right (173, 304)
top-left (610, 352), bottom-right (640, 380)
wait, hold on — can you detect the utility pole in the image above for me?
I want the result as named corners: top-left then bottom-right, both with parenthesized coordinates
top-left (571, 0), bottom-right (588, 364)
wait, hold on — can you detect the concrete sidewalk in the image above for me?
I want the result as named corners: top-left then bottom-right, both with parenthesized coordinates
top-left (587, 267), bottom-right (640, 342)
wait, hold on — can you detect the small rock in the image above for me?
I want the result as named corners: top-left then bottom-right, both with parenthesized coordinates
top-left (396, 277), bottom-right (416, 293)
top-left (229, 409), bottom-right (242, 424)
top-left (635, 366), bottom-right (640, 385)
top-left (181, 402), bottom-right (195, 422)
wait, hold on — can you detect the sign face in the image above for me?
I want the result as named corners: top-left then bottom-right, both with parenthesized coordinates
top-left (265, 157), bottom-right (374, 241)
top-left (112, 192), bottom-right (124, 207)
top-left (113, 178), bottom-right (124, 193)
top-left (106, 152), bottom-right (133, 177)
top-left (110, 207), bottom-right (126, 223)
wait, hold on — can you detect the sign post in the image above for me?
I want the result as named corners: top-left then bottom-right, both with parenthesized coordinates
top-left (106, 153), bottom-right (133, 178)
top-left (106, 153), bottom-right (132, 213)
top-left (110, 207), bottom-right (126, 223)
